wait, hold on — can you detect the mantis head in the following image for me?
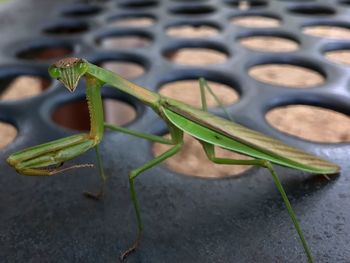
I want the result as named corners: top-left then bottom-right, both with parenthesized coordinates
top-left (48, 57), bottom-right (89, 92)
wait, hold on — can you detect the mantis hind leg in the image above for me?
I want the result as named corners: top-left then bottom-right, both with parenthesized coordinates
top-left (198, 78), bottom-right (233, 121)
top-left (199, 77), bottom-right (208, 111)
top-left (201, 142), bottom-right (313, 263)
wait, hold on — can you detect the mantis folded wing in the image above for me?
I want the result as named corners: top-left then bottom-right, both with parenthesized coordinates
top-left (7, 58), bottom-right (340, 262)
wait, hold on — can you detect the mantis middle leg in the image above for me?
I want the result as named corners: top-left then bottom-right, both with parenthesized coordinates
top-left (84, 145), bottom-right (107, 200)
top-left (87, 121), bottom-right (178, 201)
top-left (121, 137), bottom-right (183, 260)
top-left (201, 142), bottom-right (313, 263)
top-left (104, 123), bottom-right (184, 260)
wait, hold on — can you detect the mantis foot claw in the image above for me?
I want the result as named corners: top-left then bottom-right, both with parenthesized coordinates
top-left (83, 191), bottom-right (104, 200)
top-left (119, 235), bottom-right (142, 262)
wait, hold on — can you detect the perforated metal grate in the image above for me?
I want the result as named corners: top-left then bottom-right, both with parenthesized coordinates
top-left (0, 0), bottom-right (350, 262)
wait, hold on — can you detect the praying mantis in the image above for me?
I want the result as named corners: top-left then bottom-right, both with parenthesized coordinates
top-left (6, 58), bottom-right (339, 262)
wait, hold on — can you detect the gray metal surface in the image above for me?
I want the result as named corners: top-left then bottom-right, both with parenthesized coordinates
top-left (0, 0), bottom-right (350, 262)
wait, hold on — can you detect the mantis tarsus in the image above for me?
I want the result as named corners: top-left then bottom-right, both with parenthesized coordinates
top-left (7, 57), bottom-right (340, 262)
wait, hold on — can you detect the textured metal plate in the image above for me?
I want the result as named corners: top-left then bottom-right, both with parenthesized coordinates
top-left (0, 0), bottom-right (349, 262)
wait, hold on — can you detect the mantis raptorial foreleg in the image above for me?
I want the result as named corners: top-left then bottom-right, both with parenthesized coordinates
top-left (7, 134), bottom-right (95, 176)
top-left (7, 73), bottom-right (107, 199)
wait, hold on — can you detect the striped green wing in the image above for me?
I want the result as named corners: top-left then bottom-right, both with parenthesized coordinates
top-left (163, 98), bottom-right (339, 174)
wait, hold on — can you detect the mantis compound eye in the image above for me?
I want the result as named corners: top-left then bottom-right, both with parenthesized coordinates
top-left (48, 65), bottom-right (61, 79)
top-left (77, 60), bottom-right (88, 75)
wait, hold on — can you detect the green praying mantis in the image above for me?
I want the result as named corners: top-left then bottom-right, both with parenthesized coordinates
top-left (6, 58), bottom-right (339, 262)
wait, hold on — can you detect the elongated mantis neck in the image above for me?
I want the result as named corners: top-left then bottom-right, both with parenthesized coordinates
top-left (87, 62), bottom-right (160, 108)
top-left (85, 74), bottom-right (104, 143)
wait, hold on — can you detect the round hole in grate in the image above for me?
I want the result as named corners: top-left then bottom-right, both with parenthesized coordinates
top-left (278, 0), bottom-right (314, 1)
top-left (166, 23), bottom-right (220, 38)
top-left (170, 0), bottom-right (209, 2)
top-left (249, 64), bottom-right (324, 88)
top-left (231, 15), bottom-right (281, 28)
top-left (62, 5), bottom-right (102, 17)
top-left (153, 133), bottom-right (252, 178)
top-left (0, 121), bottom-right (17, 149)
top-left (239, 35), bottom-right (299, 52)
top-left (288, 5), bottom-right (335, 16)
top-left (266, 105), bottom-right (350, 143)
top-left (225, 0), bottom-right (267, 10)
top-left (43, 21), bottom-right (89, 35)
top-left (98, 60), bottom-right (145, 79)
top-left (108, 15), bottom-right (155, 27)
top-left (339, 0), bottom-right (350, 5)
top-left (159, 79), bottom-right (238, 108)
top-left (169, 5), bottom-right (215, 15)
top-left (324, 49), bottom-right (350, 65)
top-left (52, 98), bottom-right (136, 131)
top-left (118, 0), bottom-right (158, 8)
top-left (0, 75), bottom-right (51, 101)
top-left (17, 44), bottom-right (73, 60)
top-left (302, 25), bottom-right (350, 39)
top-left (96, 33), bottom-right (152, 49)
top-left (164, 47), bottom-right (228, 65)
